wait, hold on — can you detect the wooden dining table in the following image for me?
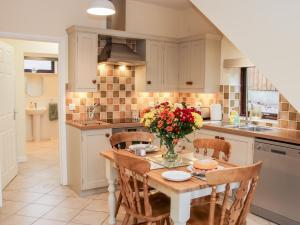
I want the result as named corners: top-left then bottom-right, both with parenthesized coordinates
top-left (100, 150), bottom-right (238, 225)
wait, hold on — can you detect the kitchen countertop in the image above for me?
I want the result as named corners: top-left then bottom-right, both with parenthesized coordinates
top-left (203, 121), bottom-right (300, 145)
top-left (66, 120), bottom-right (300, 145)
top-left (66, 119), bottom-right (143, 130)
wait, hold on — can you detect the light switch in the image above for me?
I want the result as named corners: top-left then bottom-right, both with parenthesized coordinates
top-left (69, 103), bottom-right (75, 111)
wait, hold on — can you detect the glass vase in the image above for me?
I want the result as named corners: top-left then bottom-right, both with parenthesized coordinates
top-left (163, 142), bottom-right (178, 162)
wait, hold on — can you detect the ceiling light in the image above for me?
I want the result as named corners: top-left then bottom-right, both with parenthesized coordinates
top-left (87, 0), bottom-right (116, 16)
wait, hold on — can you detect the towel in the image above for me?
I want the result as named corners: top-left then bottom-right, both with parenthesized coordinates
top-left (49, 103), bottom-right (58, 121)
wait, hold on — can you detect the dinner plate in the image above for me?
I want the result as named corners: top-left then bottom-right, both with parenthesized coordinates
top-left (161, 171), bottom-right (192, 182)
top-left (128, 144), bottom-right (159, 153)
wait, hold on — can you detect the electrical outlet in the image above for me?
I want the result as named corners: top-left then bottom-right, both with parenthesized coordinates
top-left (69, 103), bottom-right (75, 111)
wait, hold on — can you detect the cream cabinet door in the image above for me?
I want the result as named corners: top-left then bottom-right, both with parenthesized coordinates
top-left (190, 40), bottom-right (205, 90)
top-left (81, 129), bottom-right (111, 190)
top-left (178, 42), bottom-right (190, 89)
top-left (195, 129), bottom-right (254, 166)
top-left (76, 32), bottom-right (98, 91)
top-left (146, 40), bottom-right (163, 91)
top-left (163, 42), bottom-right (179, 90)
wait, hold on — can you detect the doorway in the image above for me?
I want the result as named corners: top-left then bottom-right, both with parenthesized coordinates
top-left (0, 36), bottom-right (67, 205)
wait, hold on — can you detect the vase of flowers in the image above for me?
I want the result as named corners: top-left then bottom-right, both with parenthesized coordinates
top-left (140, 102), bottom-right (203, 162)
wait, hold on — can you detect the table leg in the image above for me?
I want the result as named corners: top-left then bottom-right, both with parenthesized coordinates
top-left (106, 159), bottom-right (117, 225)
top-left (170, 192), bottom-right (191, 225)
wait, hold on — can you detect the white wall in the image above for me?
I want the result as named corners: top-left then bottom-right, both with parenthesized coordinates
top-left (0, 0), bottom-right (106, 37)
top-left (191, 0), bottom-right (300, 111)
top-left (178, 6), bottom-right (220, 38)
top-left (0, 38), bottom-right (58, 161)
top-left (126, 0), bottom-right (180, 38)
top-left (126, 0), bottom-right (220, 38)
top-left (220, 37), bottom-right (245, 85)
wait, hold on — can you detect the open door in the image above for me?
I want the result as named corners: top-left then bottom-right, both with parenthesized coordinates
top-left (0, 41), bottom-right (17, 207)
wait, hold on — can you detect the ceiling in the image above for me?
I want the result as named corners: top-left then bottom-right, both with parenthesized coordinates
top-left (135, 0), bottom-right (192, 10)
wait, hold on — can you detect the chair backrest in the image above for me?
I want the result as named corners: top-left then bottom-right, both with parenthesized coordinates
top-left (113, 150), bottom-right (153, 217)
top-left (110, 131), bottom-right (154, 149)
top-left (193, 138), bottom-right (231, 161)
top-left (205, 161), bottom-right (263, 225)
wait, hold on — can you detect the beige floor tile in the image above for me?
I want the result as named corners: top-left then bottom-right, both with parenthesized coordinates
top-left (32, 218), bottom-right (67, 225)
top-left (35, 195), bottom-right (67, 206)
top-left (25, 180), bottom-right (59, 194)
top-left (3, 191), bottom-right (43, 203)
top-left (0, 201), bottom-right (27, 214)
top-left (84, 199), bottom-right (109, 212)
top-left (43, 206), bottom-right (81, 222)
top-left (71, 210), bottom-right (108, 225)
top-left (0, 213), bottom-right (11, 222)
top-left (16, 204), bottom-right (53, 218)
top-left (48, 186), bottom-right (77, 197)
top-left (247, 213), bottom-right (272, 225)
top-left (0, 215), bottom-right (38, 225)
top-left (58, 197), bottom-right (92, 209)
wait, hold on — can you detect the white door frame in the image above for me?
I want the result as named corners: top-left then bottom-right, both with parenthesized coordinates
top-left (0, 31), bottom-right (68, 185)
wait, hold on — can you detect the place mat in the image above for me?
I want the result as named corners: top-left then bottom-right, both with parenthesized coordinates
top-left (147, 154), bottom-right (191, 169)
top-left (150, 161), bottom-right (164, 170)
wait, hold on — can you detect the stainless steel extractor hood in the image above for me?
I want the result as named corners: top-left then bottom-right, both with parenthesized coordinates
top-left (98, 37), bottom-right (145, 66)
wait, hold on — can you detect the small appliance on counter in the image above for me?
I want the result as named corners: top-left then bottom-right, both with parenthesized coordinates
top-left (199, 107), bottom-right (210, 120)
top-left (210, 104), bottom-right (222, 121)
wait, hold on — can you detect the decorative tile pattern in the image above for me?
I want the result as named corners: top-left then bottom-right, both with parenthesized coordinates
top-left (66, 66), bottom-right (219, 121)
top-left (219, 85), bottom-right (240, 119)
top-left (278, 95), bottom-right (300, 130)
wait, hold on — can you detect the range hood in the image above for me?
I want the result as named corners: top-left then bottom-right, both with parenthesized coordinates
top-left (98, 37), bottom-right (145, 66)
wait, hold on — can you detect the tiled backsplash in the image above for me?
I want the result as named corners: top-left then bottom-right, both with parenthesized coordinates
top-left (278, 95), bottom-right (300, 130)
top-left (66, 65), bottom-right (218, 121)
top-left (219, 84), bottom-right (240, 119)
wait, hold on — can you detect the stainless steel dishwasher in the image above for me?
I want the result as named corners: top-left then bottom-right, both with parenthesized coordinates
top-left (252, 138), bottom-right (300, 225)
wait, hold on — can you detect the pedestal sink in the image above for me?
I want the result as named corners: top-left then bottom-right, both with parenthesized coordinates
top-left (26, 108), bottom-right (47, 142)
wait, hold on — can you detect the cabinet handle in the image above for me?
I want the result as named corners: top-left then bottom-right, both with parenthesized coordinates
top-left (186, 81), bottom-right (193, 85)
top-left (219, 137), bottom-right (225, 140)
top-left (92, 79), bottom-right (97, 84)
top-left (147, 81), bottom-right (152, 85)
top-left (215, 136), bottom-right (219, 139)
top-left (105, 133), bottom-right (110, 138)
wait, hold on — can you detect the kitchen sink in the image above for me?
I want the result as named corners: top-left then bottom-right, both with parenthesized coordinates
top-left (223, 124), bottom-right (273, 132)
top-left (238, 126), bottom-right (273, 132)
top-left (79, 120), bottom-right (109, 126)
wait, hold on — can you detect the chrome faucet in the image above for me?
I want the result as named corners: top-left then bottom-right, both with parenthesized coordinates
top-left (86, 103), bottom-right (100, 120)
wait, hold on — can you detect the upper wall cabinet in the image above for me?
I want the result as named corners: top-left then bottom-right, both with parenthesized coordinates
top-left (179, 38), bottom-right (221, 93)
top-left (135, 40), bottom-right (179, 92)
top-left (68, 30), bottom-right (98, 92)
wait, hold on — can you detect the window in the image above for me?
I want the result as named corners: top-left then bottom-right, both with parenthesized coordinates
top-left (240, 67), bottom-right (279, 120)
top-left (24, 56), bottom-right (57, 73)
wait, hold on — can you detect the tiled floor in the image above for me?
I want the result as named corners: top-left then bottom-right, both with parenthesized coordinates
top-left (0, 140), bottom-right (276, 225)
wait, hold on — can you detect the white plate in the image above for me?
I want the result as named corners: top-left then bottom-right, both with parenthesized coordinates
top-left (128, 144), bottom-right (158, 153)
top-left (161, 171), bottom-right (192, 182)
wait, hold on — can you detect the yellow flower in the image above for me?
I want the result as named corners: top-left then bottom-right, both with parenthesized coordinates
top-left (192, 112), bottom-right (203, 128)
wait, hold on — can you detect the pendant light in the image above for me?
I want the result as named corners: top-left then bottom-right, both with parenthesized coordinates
top-left (87, 0), bottom-right (116, 16)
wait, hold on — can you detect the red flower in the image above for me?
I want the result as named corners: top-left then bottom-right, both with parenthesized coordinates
top-left (166, 126), bottom-right (173, 132)
top-left (157, 120), bottom-right (164, 128)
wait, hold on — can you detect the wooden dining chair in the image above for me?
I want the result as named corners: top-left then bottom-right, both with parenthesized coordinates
top-left (113, 150), bottom-right (171, 225)
top-left (188, 161), bottom-right (263, 225)
top-left (110, 131), bottom-right (154, 150)
top-left (110, 131), bottom-right (155, 217)
top-left (193, 138), bottom-right (231, 161)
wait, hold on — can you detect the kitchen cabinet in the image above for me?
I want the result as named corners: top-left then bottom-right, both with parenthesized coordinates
top-left (67, 125), bottom-right (112, 194)
top-left (179, 39), bottom-right (221, 93)
top-left (194, 129), bottom-right (254, 166)
top-left (136, 40), bottom-right (178, 92)
top-left (67, 31), bottom-right (98, 92)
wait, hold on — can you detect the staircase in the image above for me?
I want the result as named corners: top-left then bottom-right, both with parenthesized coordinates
top-left (191, 0), bottom-right (300, 111)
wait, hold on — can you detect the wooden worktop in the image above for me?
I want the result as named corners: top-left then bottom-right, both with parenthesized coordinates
top-left (203, 122), bottom-right (300, 145)
top-left (66, 120), bottom-right (143, 130)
